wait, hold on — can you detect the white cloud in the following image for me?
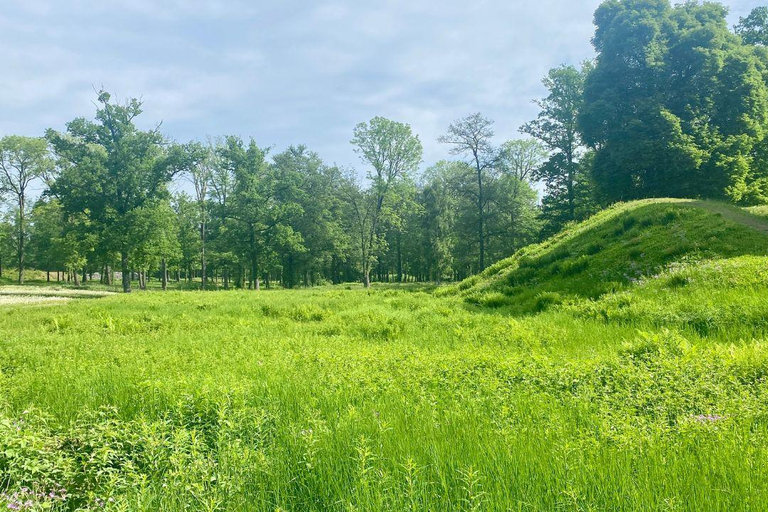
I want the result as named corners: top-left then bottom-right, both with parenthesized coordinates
top-left (0, 0), bottom-right (764, 173)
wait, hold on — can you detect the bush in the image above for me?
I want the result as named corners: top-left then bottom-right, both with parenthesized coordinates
top-left (533, 291), bottom-right (563, 312)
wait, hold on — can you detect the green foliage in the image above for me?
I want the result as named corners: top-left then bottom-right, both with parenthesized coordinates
top-left (736, 6), bottom-right (768, 46)
top-left (581, 0), bottom-right (768, 204)
top-left (457, 199), bottom-right (768, 313)
top-left (46, 90), bottom-right (177, 292)
top-left (523, 64), bottom-right (598, 235)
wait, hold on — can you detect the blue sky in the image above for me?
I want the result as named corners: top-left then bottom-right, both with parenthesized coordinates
top-left (0, 0), bottom-right (762, 174)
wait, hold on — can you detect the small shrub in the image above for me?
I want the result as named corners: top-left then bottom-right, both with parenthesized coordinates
top-left (663, 244), bottom-right (693, 259)
top-left (507, 267), bottom-right (536, 286)
top-left (517, 256), bottom-right (536, 269)
top-left (665, 274), bottom-right (689, 288)
top-left (533, 291), bottom-right (563, 312)
top-left (561, 256), bottom-right (590, 276)
top-left (661, 209), bottom-right (682, 225)
top-left (261, 304), bottom-right (282, 318)
top-left (480, 292), bottom-right (509, 309)
top-left (289, 304), bottom-right (327, 322)
top-left (585, 243), bottom-right (603, 255)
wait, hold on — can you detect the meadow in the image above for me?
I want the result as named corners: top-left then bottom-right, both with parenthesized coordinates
top-left (1, 200), bottom-right (768, 511)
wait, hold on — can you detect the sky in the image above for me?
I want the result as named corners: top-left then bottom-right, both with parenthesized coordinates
top-left (0, 0), bottom-right (763, 176)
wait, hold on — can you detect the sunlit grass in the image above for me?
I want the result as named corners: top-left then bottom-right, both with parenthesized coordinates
top-left (1, 200), bottom-right (768, 510)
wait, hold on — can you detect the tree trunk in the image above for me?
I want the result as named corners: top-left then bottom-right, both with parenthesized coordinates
top-left (161, 258), bottom-right (168, 291)
top-left (47, 271), bottom-right (50, 282)
top-left (364, 270), bottom-right (371, 289)
top-left (121, 252), bottom-right (131, 293)
top-left (200, 219), bottom-right (207, 290)
top-left (476, 159), bottom-right (485, 272)
top-left (73, 270), bottom-right (80, 287)
top-left (17, 195), bottom-right (24, 285)
top-left (397, 231), bottom-right (403, 283)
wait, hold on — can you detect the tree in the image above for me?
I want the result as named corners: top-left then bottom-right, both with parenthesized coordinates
top-left (736, 7), bottom-right (768, 46)
top-left (219, 136), bottom-right (301, 290)
top-left (491, 139), bottom-right (545, 249)
top-left (419, 162), bottom-right (459, 282)
top-left (350, 117), bottom-right (422, 287)
top-left (439, 113), bottom-right (496, 271)
top-left (0, 136), bottom-right (52, 283)
top-left (130, 200), bottom-right (180, 291)
top-left (272, 146), bottom-right (349, 288)
top-left (47, 90), bottom-right (177, 292)
top-left (523, 64), bottom-right (594, 233)
top-left (180, 142), bottom-right (213, 289)
top-left (580, 0), bottom-right (768, 204)
top-left (172, 193), bottom-right (201, 284)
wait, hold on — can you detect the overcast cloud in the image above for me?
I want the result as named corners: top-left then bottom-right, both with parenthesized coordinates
top-left (0, 0), bottom-right (762, 172)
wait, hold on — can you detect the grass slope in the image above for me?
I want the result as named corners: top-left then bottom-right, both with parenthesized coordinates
top-left (449, 198), bottom-right (768, 313)
top-left (1, 199), bottom-right (768, 510)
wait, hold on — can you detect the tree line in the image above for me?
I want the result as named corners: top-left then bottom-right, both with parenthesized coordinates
top-left (0, 1), bottom-right (766, 292)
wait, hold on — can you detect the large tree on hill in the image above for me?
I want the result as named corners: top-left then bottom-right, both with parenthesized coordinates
top-left (439, 113), bottom-right (496, 271)
top-left (580, 0), bottom-right (768, 204)
top-left (522, 64), bottom-right (595, 234)
top-left (0, 136), bottom-right (52, 284)
top-left (350, 117), bottom-right (422, 288)
top-left (47, 90), bottom-right (178, 293)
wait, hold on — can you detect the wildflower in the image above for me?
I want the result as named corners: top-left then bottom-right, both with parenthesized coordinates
top-left (692, 414), bottom-right (725, 423)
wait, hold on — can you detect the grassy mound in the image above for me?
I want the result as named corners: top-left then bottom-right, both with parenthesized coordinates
top-left (450, 199), bottom-right (768, 313)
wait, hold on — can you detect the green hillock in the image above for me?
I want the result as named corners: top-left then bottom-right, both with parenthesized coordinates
top-left (449, 199), bottom-right (768, 313)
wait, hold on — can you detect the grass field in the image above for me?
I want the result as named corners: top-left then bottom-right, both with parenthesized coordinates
top-left (2, 200), bottom-right (768, 511)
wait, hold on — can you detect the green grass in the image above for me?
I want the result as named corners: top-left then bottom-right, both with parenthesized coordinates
top-left (1, 199), bottom-right (768, 510)
top-left (449, 199), bottom-right (768, 313)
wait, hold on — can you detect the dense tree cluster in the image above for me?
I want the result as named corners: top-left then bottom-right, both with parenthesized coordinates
top-left (0, 1), bottom-right (766, 291)
top-left (0, 98), bottom-right (543, 291)
top-left (581, 0), bottom-right (768, 203)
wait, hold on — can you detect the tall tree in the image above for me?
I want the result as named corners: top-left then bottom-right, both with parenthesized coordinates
top-left (350, 117), bottom-right (422, 287)
top-left (180, 142), bottom-right (213, 289)
top-left (419, 162), bottom-right (459, 282)
top-left (220, 136), bottom-right (301, 290)
top-left (272, 146), bottom-right (348, 288)
top-left (0, 136), bottom-right (52, 284)
top-left (494, 139), bottom-right (546, 249)
top-left (523, 64), bottom-right (593, 233)
top-left (47, 90), bottom-right (177, 292)
top-left (580, 0), bottom-right (768, 204)
top-left (439, 113), bottom-right (496, 271)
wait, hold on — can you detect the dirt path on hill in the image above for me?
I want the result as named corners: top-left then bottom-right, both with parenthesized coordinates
top-left (688, 200), bottom-right (768, 236)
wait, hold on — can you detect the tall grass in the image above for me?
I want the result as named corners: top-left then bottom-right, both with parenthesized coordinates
top-left (1, 200), bottom-right (768, 510)
top-left (0, 279), bottom-right (766, 510)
